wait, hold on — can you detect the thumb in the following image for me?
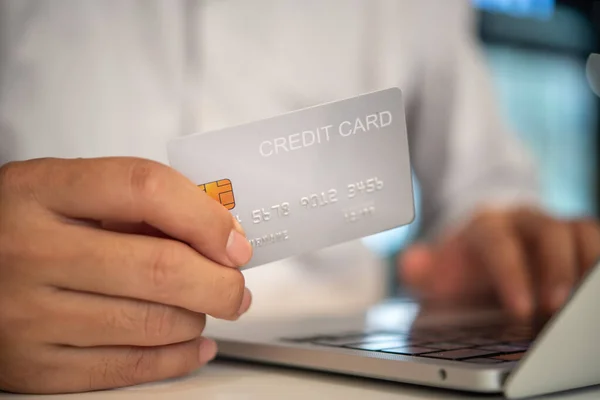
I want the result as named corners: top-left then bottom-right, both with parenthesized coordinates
top-left (398, 243), bottom-right (437, 295)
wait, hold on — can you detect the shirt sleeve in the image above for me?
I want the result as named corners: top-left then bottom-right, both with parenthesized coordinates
top-left (406, 1), bottom-right (543, 241)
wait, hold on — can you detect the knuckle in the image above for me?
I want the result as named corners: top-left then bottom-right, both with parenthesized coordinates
top-left (128, 159), bottom-right (166, 200)
top-left (150, 241), bottom-right (186, 301)
top-left (0, 161), bottom-right (28, 197)
top-left (141, 304), bottom-right (205, 343)
top-left (108, 348), bottom-right (154, 388)
top-left (127, 349), bottom-right (155, 384)
top-left (84, 355), bottom-right (112, 391)
top-left (0, 161), bottom-right (21, 189)
top-left (0, 158), bottom-right (66, 205)
top-left (141, 304), bottom-right (176, 343)
top-left (91, 355), bottom-right (114, 390)
top-left (105, 302), bottom-right (141, 338)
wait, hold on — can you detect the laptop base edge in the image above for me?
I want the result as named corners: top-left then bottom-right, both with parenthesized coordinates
top-left (213, 339), bottom-right (509, 394)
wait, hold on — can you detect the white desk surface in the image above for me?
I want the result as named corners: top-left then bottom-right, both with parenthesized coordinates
top-left (2, 359), bottom-right (600, 400)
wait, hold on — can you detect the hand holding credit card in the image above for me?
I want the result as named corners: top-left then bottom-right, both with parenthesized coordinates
top-left (167, 87), bottom-right (415, 269)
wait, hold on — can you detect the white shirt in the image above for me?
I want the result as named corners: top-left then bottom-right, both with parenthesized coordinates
top-left (0, 0), bottom-right (540, 317)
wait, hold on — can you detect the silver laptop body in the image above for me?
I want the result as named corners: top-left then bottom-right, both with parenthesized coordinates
top-left (205, 259), bottom-right (600, 399)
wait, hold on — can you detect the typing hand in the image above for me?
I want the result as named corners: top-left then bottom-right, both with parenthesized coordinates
top-left (397, 207), bottom-right (600, 320)
top-left (0, 157), bottom-right (252, 394)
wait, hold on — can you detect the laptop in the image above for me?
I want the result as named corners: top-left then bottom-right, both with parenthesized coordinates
top-left (205, 258), bottom-right (600, 399)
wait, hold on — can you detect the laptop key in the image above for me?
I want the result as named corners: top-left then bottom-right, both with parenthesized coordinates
top-left (492, 352), bottom-right (526, 361)
top-left (461, 338), bottom-right (499, 346)
top-left (423, 348), bottom-right (499, 360)
top-left (408, 332), bottom-right (463, 342)
top-left (478, 344), bottom-right (528, 353)
top-left (381, 346), bottom-right (441, 355)
top-left (508, 340), bottom-right (531, 348)
top-left (422, 342), bottom-right (472, 350)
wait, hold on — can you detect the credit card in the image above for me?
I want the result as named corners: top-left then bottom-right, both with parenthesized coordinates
top-left (167, 87), bottom-right (415, 269)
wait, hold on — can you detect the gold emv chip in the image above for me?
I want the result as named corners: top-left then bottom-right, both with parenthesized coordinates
top-left (198, 179), bottom-right (235, 210)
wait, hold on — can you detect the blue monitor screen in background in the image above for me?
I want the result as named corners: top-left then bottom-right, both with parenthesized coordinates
top-left (472, 0), bottom-right (555, 19)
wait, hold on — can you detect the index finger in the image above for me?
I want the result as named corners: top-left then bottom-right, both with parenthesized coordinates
top-left (466, 212), bottom-right (534, 319)
top-left (23, 157), bottom-right (250, 267)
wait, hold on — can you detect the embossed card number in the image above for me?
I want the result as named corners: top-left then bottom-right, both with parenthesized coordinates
top-left (248, 177), bottom-right (384, 226)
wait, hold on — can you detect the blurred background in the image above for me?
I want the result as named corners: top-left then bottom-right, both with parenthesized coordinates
top-left (363, 0), bottom-right (600, 260)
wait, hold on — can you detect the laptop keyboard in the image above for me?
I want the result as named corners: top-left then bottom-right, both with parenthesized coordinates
top-left (282, 323), bottom-right (534, 364)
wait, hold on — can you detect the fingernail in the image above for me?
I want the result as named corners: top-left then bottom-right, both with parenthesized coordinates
top-left (551, 286), bottom-right (571, 310)
top-left (198, 338), bottom-right (218, 364)
top-left (237, 287), bottom-right (252, 316)
top-left (226, 229), bottom-right (252, 266)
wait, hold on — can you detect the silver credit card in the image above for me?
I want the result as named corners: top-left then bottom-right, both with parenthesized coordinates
top-left (167, 87), bottom-right (415, 269)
